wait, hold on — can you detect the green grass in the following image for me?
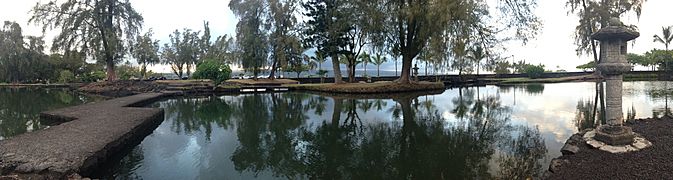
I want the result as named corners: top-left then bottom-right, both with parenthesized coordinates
top-left (218, 85), bottom-right (241, 89)
top-left (624, 73), bottom-right (659, 81)
top-left (497, 75), bottom-right (594, 84)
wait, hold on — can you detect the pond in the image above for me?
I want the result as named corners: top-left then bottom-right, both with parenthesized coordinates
top-left (0, 87), bottom-right (102, 140)
top-left (97, 81), bottom-right (671, 179)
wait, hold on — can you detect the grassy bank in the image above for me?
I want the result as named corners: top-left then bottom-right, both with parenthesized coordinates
top-left (287, 81), bottom-right (445, 94)
top-left (624, 73), bottom-right (660, 81)
top-left (492, 75), bottom-right (598, 84)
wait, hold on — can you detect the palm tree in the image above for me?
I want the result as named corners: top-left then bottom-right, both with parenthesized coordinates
top-left (311, 51), bottom-right (327, 71)
top-left (654, 26), bottom-right (673, 71)
top-left (654, 26), bottom-right (673, 50)
top-left (467, 46), bottom-right (486, 75)
top-left (372, 53), bottom-right (388, 77)
top-left (359, 52), bottom-right (371, 77)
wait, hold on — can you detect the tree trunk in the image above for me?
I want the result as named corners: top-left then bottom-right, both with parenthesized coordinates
top-left (425, 61), bottom-right (428, 77)
top-left (141, 64), bottom-right (147, 79)
top-left (269, 60), bottom-right (277, 80)
top-left (331, 55), bottom-right (343, 83)
top-left (364, 62), bottom-right (368, 77)
top-left (106, 58), bottom-right (116, 81)
top-left (395, 57), bottom-right (398, 76)
top-left (398, 55), bottom-right (413, 84)
top-left (349, 63), bottom-right (356, 83)
top-left (377, 65), bottom-right (380, 77)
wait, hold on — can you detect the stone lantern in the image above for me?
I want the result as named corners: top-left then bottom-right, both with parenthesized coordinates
top-left (592, 18), bottom-right (639, 145)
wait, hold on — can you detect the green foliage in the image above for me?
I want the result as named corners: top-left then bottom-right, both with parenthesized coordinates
top-left (317, 70), bottom-right (328, 76)
top-left (131, 30), bottom-right (160, 78)
top-left (377, 0), bottom-right (540, 83)
top-left (576, 61), bottom-right (596, 71)
top-left (30, 0), bottom-right (144, 81)
top-left (116, 63), bottom-right (140, 80)
top-left (645, 49), bottom-right (673, 72)
top-left (0, 21), bottom-right (52, 83)
top-left (58, 70), bottom-right (75, 83)
top-left (566, 0), bottom-right (644, 58)
top-left (193, 59), bottom-right (232, 85)
top-left (523, 64), bottom-right (545, 79)
top-left (627, 53), bottom-right (648, 68)
top-left (79, 71), bottom-right (106, 83)
top-left (495, 61), bottom-right (511, 75)
top-left (230, 0), bottom-right (269, 79)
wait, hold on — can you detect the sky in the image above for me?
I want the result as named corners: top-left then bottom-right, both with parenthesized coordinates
top-left (1, 0), bottom-right (672, 73)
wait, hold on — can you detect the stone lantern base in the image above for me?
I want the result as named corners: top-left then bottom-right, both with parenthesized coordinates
top-left (594, 125), bottom-right (635, 145)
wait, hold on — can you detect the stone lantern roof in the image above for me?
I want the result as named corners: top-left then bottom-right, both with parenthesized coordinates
top-left (591, 26), bottom-right (640, 41)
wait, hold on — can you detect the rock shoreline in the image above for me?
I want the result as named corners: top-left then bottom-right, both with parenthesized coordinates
top-left (544, 116), bottom-right (673, 179)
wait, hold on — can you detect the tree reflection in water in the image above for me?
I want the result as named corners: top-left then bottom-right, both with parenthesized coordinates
top-left (646, 82), bottom-right (672, 118)
top-left (221, 91), bottom-right (548, 179)
top-left (0, 88), bottom-right (99, 139)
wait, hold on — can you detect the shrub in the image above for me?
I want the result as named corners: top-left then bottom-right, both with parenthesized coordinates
top-left (79, 71), bottom-right (106, 83)
top-left (193, 59), bottom-right (232, 85)
top-left (58, 70), bottom-right (75, 83)
top-left (524, 64), bottom-right (545, 79)
top-left (117, 64), bottom-right (140, 80)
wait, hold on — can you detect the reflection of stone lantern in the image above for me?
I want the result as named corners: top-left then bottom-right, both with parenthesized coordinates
top-left (413, 63), bottom-right (420, 81)
top-left (592, 18), bottom-right (639, 145)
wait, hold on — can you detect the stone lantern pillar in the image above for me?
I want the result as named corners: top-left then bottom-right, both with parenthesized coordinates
top-left (591, 19), bottom-right (639, 145)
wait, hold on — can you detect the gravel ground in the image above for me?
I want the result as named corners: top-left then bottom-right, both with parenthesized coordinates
top-left (547, 116), bottom-right (673, 180)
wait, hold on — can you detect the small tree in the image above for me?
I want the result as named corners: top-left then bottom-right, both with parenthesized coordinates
top-left (58, 70), bottom-right (75, 83)
top-left (131, 30), bottom-right (160, 79)
top-left (359, 52), bottom-right (371, 77)
top-left (192, 59), bottom-right (232, 86)
top-left (372, 53), bottom-right (387, 77)
top-left (524, 64), bottom-right (545, 79)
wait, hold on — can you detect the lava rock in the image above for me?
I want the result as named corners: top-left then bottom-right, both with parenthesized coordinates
top-left (561, 144), bottom-right (580, 155)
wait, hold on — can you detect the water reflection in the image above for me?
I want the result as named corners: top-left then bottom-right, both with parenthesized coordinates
top-left (0, 88), bottom-right (100, 140)
top-left (102, 81), bottom-right (673, 179)
top-left (103, 90), bottom-right (549, 179)
top-left (644, 82), bottom-right (672, 118)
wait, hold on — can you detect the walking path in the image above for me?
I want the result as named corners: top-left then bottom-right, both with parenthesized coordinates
top-left (0, 93), bottom-right (167, 179)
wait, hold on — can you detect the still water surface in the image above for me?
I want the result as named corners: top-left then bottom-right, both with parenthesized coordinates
top-left (0, 88), bottom-right (102, 140)
top-left (91, 81), bottom-right (669, 179)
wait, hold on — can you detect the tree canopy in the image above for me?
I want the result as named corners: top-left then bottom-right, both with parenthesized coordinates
top-left (30, 0), bottom-right (144, 81)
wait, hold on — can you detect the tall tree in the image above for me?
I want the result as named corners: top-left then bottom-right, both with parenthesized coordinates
top-left (30, 0), bottom-right (143, 81)
top-left (358, 52), bottom-right (371, 77)
top-left (654, 26), bottom-right (673, 71)
top-left (303, 0), bottom-right (349, 83)
top-left (0, 21), bottom-right (50, 83)
top-left (653, 26), bottom-right (673, 50)
top-left (131, 30), bottom-right (160, 79)
top-left (231, 0), bottom-right (269, 80)
top-left (268, 0), bottom-right (302, 80)
top-left (311, 51), bottom-right (327, 72)
top-left (379, 0), bottom-right (540, 84)
top-left (566, 0), bottom-right (645, 65)
top-left (468, 45), bottom-right (487, 75)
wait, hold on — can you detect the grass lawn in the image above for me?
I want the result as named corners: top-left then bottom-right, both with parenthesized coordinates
top-left (288, 81), bottom-right (445, 93)
top-left (495, 75), bottom-right (597, 84)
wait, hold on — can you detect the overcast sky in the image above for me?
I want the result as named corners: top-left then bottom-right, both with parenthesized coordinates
top-left (1, 0), bottom-right (672, 73)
